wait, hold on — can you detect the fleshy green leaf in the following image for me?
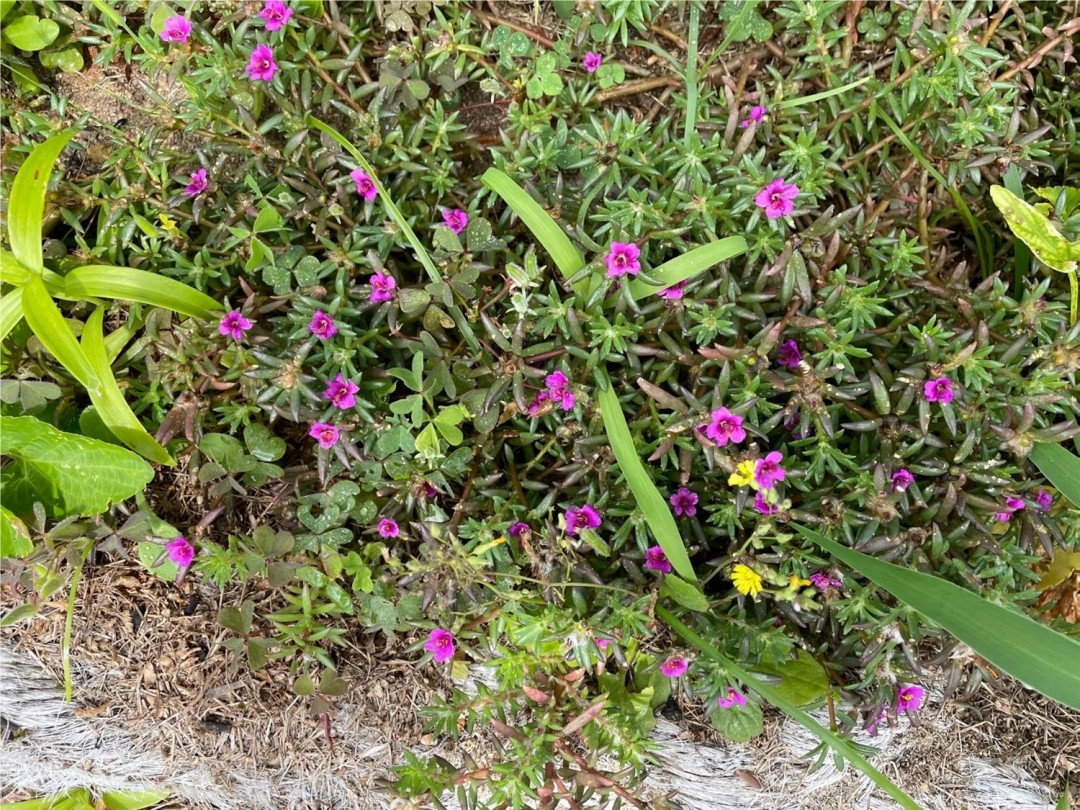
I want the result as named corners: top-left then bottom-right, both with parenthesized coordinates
top-left (7, 130), bottom-right (74, 273)
top-left (990, 186), bottom-right (1078, 273)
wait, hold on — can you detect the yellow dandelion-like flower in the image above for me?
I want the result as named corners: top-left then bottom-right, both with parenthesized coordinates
top-left (158, 213), bottom-right (177, 231)
top-left (789, 575), bottom-right (811, 588)
top-left (728, 460), bottom-right (759, 489)
top-left (731, 564), bottom-right (763, 597)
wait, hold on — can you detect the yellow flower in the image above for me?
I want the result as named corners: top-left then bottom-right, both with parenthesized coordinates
top-left (159, 213), bottom-right (176, 230)
top-left (728, 460), bottom-right (759, 489)
top-left (731, 564), bottom-right (763, 597)
top-left (789, 575), bottom-right (811, 588)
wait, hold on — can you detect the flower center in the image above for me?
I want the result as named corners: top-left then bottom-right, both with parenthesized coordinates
top-left (771, 192), bottom-right (783, 206)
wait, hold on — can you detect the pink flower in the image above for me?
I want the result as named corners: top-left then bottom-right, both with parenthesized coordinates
top-left (166, 536), bottom-right (195, 567)
top-left (424, 628), bottom-right (455, 663)
top-left (595, 637), bottom-right (611, 650)
top-left (377, 518), bottom-right (399, 538)
top-left (325, 373), bottom-right (359, 409)
top-left (1005, 496), bottom-right (1025, 512)
top-left (669, 487), bottom-right (699, 517)
top-left (259, 0), bottom-right (293, 31)
top-left (754, 451), bottom-right (786, 490)
top-left (350, 168), bottom-right (378, 202)
top-left (246, 44), bottom-right (279, 82)
top-left (184, 168), bottom-right (208, 196)
top-left (527, 390), bottom-right (550, 417)
top-left (1035, 489), bottom-right (1053, 512)
top-left (218, 309), bottom-right (253, 341)
top-left (923, 377), bottom-right (954, 404)
top-left (606, 242), bottom-right (641, 278)
top-left (583, 51), bottom-right (603, 73)
top-left (740, 105), bottom-right (767, 128)
top-left (657, 280), bottom-right (686, 300)
top-left (564, 504), bottom-right (601, 537)
top-left (777, 339), bottom-right (801, 369)
top-left (442, 208), bottom-right (469, 234)
top-left (705, 407), bottom-right (746, 446)
top-left (754, 178), bottom-right (799, 219)
top-left (309, 422), bottom-right (340, 449)
top-left (508, 521), bottom-right (530, 537)
top-left (544, 370), bottom-right (575, 411)
top-left (753, 491), bottom-right (779, 515)
top-left (645, 545), bottom-right (672, 574)
top-left (897, 684), bottom-right (924, 713)
top-left (716, 687), bottom-right (747, 708)
top-left (891, 469), bottom-right (915, 492)
top-left (660, 655), bottom-right (688, 678)
top-left (308, 310), bottom-right (337, 340)
top-left (160, 16), bottom-right (192, 42)
top-left (369, 271), bottom-right (396, 303)
top-left (809, 572), bottom-right (842, 589)
top-left (994, 510), bottom-right (1013, 523)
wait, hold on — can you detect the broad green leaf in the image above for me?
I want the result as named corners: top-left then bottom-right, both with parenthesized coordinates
top-left (752, 649), bottom-right (829, 707)
top-left (1, 286), bottom-right (25, 342)
top-left (101, 790), bottom-right (171, 810)
top-left (1033, 186), bottom-right (1080, 218)
top-left (627, 237), bottom-right (747, 300)
top-left (38, 46), bottom-right (84, 72)
top-left (21, 276), bottom-right (98, 389)
top-left (1030, 444), bottom-right (1080, 507)
top-left (1, 248), bottom-right (32, 284)
top-left (597, 373), bottom-right (696, 582)
top-left (7, 130), bottom-right (74, 273)
top-left (792, 524), bottom-right (1080, 711)
top-left (1037, 550), bottom-right (1080, 591)
top-left (709, 697), bottom-right (764, 742)
top-left (252, 204), bottom-right (283, 233)
top-left (0, 415), bottom-right (154, 518)
top-left (64, 266), bottom-right (221, 319)
top-left (244, 423), bottom-right (286, 462)
top-left (1, 505), bottom-right (33, 558)
top-left (3, 14), bottom-right (60, 51)
top-left (138, 540), bottom-right (177, 581)
top-left (990, 186), bottom-right (1078, 273)
top-left (660, 575), bottom-right (709, 611)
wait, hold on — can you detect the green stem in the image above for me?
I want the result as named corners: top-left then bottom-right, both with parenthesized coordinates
top-left (1069, 272), bottom-right (1078, 326)
top-left (682, 1), bottom-right (699, 148)
top-left (63, 542), bottom-right (94, 702)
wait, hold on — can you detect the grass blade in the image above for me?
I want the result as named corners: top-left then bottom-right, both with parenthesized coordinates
top-left (656, 606), bottom-right (925, 810)
top-left (597, 372), bottom-right (696, 583)
top-left (21, 276), bottom-right (98, 390)
top-left (64, 265), bottom-right (221, 319)
top-left (1030, 444), bottom-right (1080, 507)
top-left (1002, 166), bottom-right (1030, 294)
top-left (1, 287), bottom-right (25, 342)
top-left (627, 236), bottom-right (747, 301)
top-left (776, 75), bottom-right (872, 109)
top-left (792, 524), bottom-right (1080, 711)
top-left (7, 131), bottom-right (75, 274)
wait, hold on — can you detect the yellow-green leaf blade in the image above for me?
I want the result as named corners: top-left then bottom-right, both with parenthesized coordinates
top-left (990, 185), bottom-right (1078, 274)
top-left (64, 265), bottom-right (221, 319)
top-left (1030, 444), bottom-right (1080, 507)
top-left (0, 505), bottom-right (34, 558)
top-left (627, 236), bottom-right (747, 301)
top-left (1, 286), bottom-right (25, 342)
top-left (7, 131), bottom-right (75, 274)
top-left (20, 276), bottom-right (98, 390)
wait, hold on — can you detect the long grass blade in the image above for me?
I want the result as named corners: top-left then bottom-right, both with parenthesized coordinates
top-left (792, 524), bottom-right (1080, 711)
top-left (1030, 444), bottom-right (1080, 506)
top-left (7, 131), bottom-right (75, 274)
top-left (777, 75), bottom-right (872, 109)
top-left (20, 276), bottom-right (98, 390)
top-left (64, 266), bottom-right (221, 319)
top-left (627, 236), bottom-right (747, 301)
top-left (1, 287), bottom-right (25, 342)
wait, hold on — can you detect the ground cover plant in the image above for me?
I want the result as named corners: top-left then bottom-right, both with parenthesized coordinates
top-left (2, 1), bottom-right (1080, 808)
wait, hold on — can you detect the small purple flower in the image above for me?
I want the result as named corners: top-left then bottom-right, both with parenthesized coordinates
top-left (369, 271), bottom-right (396, 303)
top-left (565, 504), bottom-right (601, 537)
top-left (308, 310), bottom-right (338, 340)
top-left (527, 390), bottom-right (550, 417)
top-left (776, 339), bottom-right (802, 369)
top-left (595, 637), bottom-right (611, 650)
top-left (669, 487), bottom-right (699, 518)
top-left (350, 168), bottom-right (378, 202)
top-left (325, 373), bottom-right (359, 409)
top-left (753, 491), bottom-right (779, 515)
top-left (740, 105), bottom-right (767, 128)
top-left (442, 208), bottom-right (469, 234)
top-left (544, 370), bottom-right (575, 411)
top-left (508, 521), bottom-right (530, 538)
top-left (1035, 489), bottom-right (1053, 512)
top-left (660, 655), bottom-right (688, 678)
top-left (245, 44), bottom-right (279, 82)
top-left (994, 510), bottom-right (1014, 523)
top-left (923, 377), bottom-right (954, 404)
top-left (716, 687), bottom-right (747, 708)
top-left (866, 706), bottom-right (885, 736)
top-left (705, 407), bottom-right (746, 446)
top-left (809, 572), bottom-right (842, 589)
top-left (892, 469), bottom-right (915, 493)
top-left (606, 242), bottom-right (641, 278)
top-left (754, 178), bottom-right (799, 219)
top-left (1005, 496), bottom-right (1025, 512)
top-left (259, 0), bottom-right (293, 31)
top-left (160, 15), bottom-right (192, 43)
top-left (754, 451), bottom-right (786, 490)
top-left (657, 280), bottom-right (687, 300)
top-left (166, 536), bottom-right (194, 567)
top-left (309, 422), bottom-right (340, 449)
top-left (424, 628), bottom-right (455, 663)
top-left (377, 518), bottom-right (399, 538)
top-left (897, 684), bottom-right (924, 713)
top-left (184, 168), bottom-right (208, 197)
top-left (422, 483), bottom-right (438, 499)
top-left (218, 309), bottom-right (253, 341)
top-left (645, 545), bottom-right (672, 574)
top-left (583, 51), bottom-right (603, 73)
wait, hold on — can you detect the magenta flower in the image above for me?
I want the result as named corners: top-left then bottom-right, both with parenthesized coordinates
top-left (166, 536), bottom-right (195, 567)
top-left (422, 483), bottom-right (438, 499)
top-left (754, 451), bottom-right (786, 490)
top-left (544, 370), bottom-right (576, 411)
top-left (897, 684), bottom-right (924, 713)
top-left (776, 339), bottom-right (802, 369)
top-left (564, 504), bottom-right (601, 537)
top-left (160, 15), bottom-right (192, 42)
top-left (606, 242), bottom-right (641, 278)
top-left (705, 407), bottom-right (746, 446)
top-left (377, 518), bottom-right (399, 538)
top-left (644, 545), bottom-right (672, 574)
top-left (923, 377), bottom-right (954, 404)
top-left (583, 51), bottom-right (603, 73)
top-left (669, 487), bottom-right (699, 518)
top-left (309, 422), bottom-right (340, 449)
top-left (246, 44), bottom-right (279, 82)
top-left (994, 510), bottom-right (1014, 523)
top-left (753, 491), bottom-right (779, 515)
top-left (660, 655), bottom-right (688, 678)
top-left (595, 636), bottom-right (611, 650)
top-left (325, 373), bottom-right (359, 409)
top-left (1005, 496), bottom-right (1025, 512)
top-left (308, 310), bottom-right (338, 340)
top-left (527, 390), bottom-right (550, 417)
top-left (350, 168), bottom-right (378, 202)
top-left (424, 628), bottom-right (455, 663)
top-left (218, 309), bottom-right (253, 341)
top-left (891, 469), bottom-right (915, 493)
top-left (508, 521), bottom-right (530, 537)
top-left (809, 572), bottom-right (842, 589)
top-left (1035, 489), bottom-right (1053, 512)
top-left (442, 208), bottom-right (469, 234)
top-left (656, 280), bottom-right (687, 301)
top-left (740, 105), bottom-right (767, 128)
top-left (716, 687), bottom-right (747, 708)
top-left (369, 270), bottom-right (396, 303)
top-left (184, 168), bottom-right (208, 197)
top-left (259, 0), bottom-right (293, 31)
top-left (754, 178), bottom-right (800, 219)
